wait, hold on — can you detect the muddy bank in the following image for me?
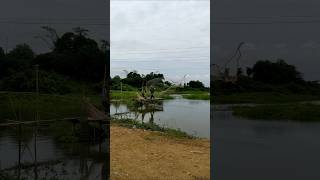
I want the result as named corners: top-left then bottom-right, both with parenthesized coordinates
top-left (110, 125), bottom-right (210, 180)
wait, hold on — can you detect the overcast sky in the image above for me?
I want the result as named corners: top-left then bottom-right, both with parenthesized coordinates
top-left (0, 0), bottom-right (108, 53)
top-left (111, 0), bottom-right (210, 86)
top-left (213, 0), bottom-right (320, 81)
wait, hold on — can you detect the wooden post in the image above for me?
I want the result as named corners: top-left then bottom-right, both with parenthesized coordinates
top-left (18, 124), bottom-right (21, 179)
top-left (34, 64), bottom-right (39, 180)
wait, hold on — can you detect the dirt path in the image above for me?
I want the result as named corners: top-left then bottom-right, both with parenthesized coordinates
top-left (110, 125), bottom-right (210, 180)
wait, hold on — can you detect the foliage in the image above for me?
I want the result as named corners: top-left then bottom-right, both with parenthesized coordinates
top-left (252, 59), bottom-right (303, 84)
top-left (213, 92), bottom-right (320, 104)
top-left (111, 75), bottom-right (136, 91)
top-left (213, 59), bottom-right (320, 99)
top-left (0, 93), bottom-right (83, 122)
top-left (233, 103), bottom-right (320, 121)
top-left (187, 80), bottom-right (205, 89)
top-left (121, 71), bottom-right (165, 88)
top-left (112, 118), bottom-right (195, 139)
top-left (182, 93), bottom-right (210, 100)
top-left (0, 27), bottom-right (110, 95)
top-left (0, 70), bottom-right (74, 94)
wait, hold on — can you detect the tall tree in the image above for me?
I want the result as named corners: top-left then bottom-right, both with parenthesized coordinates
top-left (252, 59), bottom-right (303, 84)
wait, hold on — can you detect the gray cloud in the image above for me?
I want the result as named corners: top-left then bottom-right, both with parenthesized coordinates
top-left (214, 0), bottom-right (320, 81)
top-left (111, 0), bottom-right (210, 86)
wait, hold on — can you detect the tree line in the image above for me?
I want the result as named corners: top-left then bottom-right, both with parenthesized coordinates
top-left (0, 27), bottom-right (109, 94)
top-left (213, 59), bottom-right (320, 95)
top-left (111, 71), bottom-right (207, 91)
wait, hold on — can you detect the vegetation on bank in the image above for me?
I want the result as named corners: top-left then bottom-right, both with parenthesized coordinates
top-left (111, 118), bottom-right (195, 139)
top-left (213, 59), bottom-right (320, 104)
top-left (213, 92), bottom-right (320, 104)
top-left (0, 92), bottom-right (105, 143)
top-left (233, 103), bottom-right (320, 121)
top-left (182, 92), bottom-right (210, 100)
top-left (0, 27), bottom-right (109, 95)
top-left (0, 92), bottom-right (84, 122)
top-left (110, 90), bottom-right (209, 101)
top-left (111, 71), bottom-right (209, 101)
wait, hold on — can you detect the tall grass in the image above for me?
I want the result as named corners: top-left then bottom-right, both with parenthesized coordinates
top-left (0, 93), bottom-right (85, 122)
top-left (182, 93), bottom-right (210, 100)
top-left (233, 103), bottom-right (320, 121)
top-left (112, 118), bottom-right (195, 139)
top-left (213, 92), bottom-right (320, 104)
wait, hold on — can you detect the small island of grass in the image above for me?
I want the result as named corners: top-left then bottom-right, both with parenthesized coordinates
top-left (233, 103), bottom-right (320, 122)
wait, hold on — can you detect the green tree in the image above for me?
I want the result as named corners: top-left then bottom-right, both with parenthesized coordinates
top-left (187, 80), bottom-right (205, 89)
top-left (35, 29), bottom-right (107, 82)
top-left (252, 59), bottom-right (303, 84)
top-left (0, 47), bottom-right (5, 58)
top-left (8, 44), bottom-right (34, 60)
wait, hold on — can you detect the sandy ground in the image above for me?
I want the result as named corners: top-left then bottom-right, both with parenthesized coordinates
top-left (110, 125), bottom-right (210, 180)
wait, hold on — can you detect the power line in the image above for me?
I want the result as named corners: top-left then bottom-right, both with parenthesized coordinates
top-left (215, 15), bottom-right (320, 19)
top-left (111, 46), bottom-right (209, 52)
top-left (0, 17), bottom-right (108, 21)
top-left (112, 59), bottom-right (209, 63)
top-left (213, 19), bottom-right (320, 25)
top-left (111, 48), bottom-right (209, 55)
top-left (0, 21), bottom-right (109, 26)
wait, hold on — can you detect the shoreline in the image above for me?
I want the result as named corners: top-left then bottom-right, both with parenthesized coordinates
top-left (110, 124), bottom-right (210, 180)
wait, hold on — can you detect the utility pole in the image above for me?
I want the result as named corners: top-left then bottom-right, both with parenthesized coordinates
top-left (120, 81), bottom-right (123, 101)
top-left (34, 64), bottom-right (39, 180)
top-left (5, 37), bottom-right (8, 54)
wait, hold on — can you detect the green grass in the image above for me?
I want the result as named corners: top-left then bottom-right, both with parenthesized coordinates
top-left (0, 92), bottom-right (98, 123)
top-left (213, 92), bottom-right (320, 104)
top-left (110, 89), bottom-right (210, 101)
top-left (112, 118), bottom-right (195, 139)
top-left (111, 90), bottom-right (175, 101)
top-left (48, 121), bottom-right (79, 143)
top-left (182, 92), bottom-right (210, 100)
top-left (233, 103), bottom-right (320, 121)
top-left (111, 90), bottom-right (137, 101)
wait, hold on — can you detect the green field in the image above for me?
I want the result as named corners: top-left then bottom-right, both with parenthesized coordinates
top-left (233, 103), bottom-right (320, 121)
top-left (181, 91), bottom-right (210, 100)
top-left (213, 92), bottom-right (320, 104)
top-left (0, 92), bottom-right (97, 122)
top-left (110, 90), bottom-right (209, 101)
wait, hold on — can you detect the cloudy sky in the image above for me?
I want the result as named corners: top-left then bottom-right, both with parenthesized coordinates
top-left (111, 0), bottom-right (210, 86)
top-left (213, 0), bottom-right (320, 81)
top-left (0, 0), bottom-right (108, 53)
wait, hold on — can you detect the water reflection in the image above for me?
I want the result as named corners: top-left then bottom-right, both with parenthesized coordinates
top-left (111, 95), bottom-right (210, 138)
top-left (213, 108), bottom-right (320, 180)
top-left (0, 123), bottom-right (108, 180)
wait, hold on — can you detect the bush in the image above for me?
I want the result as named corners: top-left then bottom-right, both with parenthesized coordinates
top-left (0, 70), bottom-right (73, 94)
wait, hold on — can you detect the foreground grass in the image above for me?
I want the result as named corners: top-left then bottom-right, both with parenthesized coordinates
top-left (233, 103), bottom-right (320, 121)
top-left (111, 118), bottom-right (195, 139)
top-left (213, 92), bottom-right (320, 104)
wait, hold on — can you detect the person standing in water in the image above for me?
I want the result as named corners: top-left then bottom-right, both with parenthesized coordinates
top-left (150, 86), bottom-right (155, 99)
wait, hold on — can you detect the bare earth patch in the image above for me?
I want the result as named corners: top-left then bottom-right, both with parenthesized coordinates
top-left (110, 125), bottom-right (210, 180)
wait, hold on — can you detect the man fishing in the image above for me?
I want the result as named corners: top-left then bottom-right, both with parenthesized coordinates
top-left (150, 86), bottom-right (155, 99)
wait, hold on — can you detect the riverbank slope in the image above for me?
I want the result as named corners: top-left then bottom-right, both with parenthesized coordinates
top-left (110, 125), bottom-right (210, 180)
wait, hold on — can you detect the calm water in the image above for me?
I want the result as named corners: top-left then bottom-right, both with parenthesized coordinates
top-left (111, 95), bottom-right (210, 138)
top-left (213, 105), bottom-right (320, 180)
top-left (0, 125), bottom-right (108, 179)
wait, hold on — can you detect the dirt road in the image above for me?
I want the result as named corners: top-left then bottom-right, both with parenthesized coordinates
top-left (110, 125), bottom-right (210, 180)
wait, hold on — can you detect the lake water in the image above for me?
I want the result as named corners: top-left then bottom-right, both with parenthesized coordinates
top-left (111, 95), bottom-right (210, 138)
top-left (0, 125), bottom-right (108, 179)
top-left (213, 105), bottom-right (320, 180)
